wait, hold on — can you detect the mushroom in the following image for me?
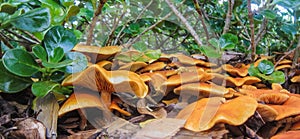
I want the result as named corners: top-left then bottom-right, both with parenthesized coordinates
top-left (176, 96), bottom-right (258, 132)
top-left (268, 96), bottom-right (300, 120)
top-left (58, 91), bottom-right (104, 116)
top-left (258, 93), bottom-right (290, 105)
top-left (211, 73), bottom-right (261, 87)
top-left (291, 120), bottom-right (300, 130)
top-left (173, 82), bottom-right (229, 97)
top-left (275, 64), bottom-right (291, 71)
top-left (239, 83), bottom-right (290, 99)
top-left (222, 64), bottom-right (250, 77)
top-left (256, 103), bottom-right (278, 122)
top-left (161, 70), bottom-right (213, 94)
top-left (62, 64), bottom-right (148, 107)
top-left (139, 62), bottom-right (167, 73)
top-left (109, 99), bottom-right (131, 116)
top-left (118, 61), bottom-right (148, 72)
top-left (291, 75), bottom-right (300, 83)
top-left (271, 131), bottom-right (300, 139)
top-left (72, 45), bottom-right (121, 62)
top-left (96, 60), bottom-right (112, 70)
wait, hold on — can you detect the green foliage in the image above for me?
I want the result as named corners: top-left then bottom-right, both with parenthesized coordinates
top-left (248, 60), bottom-right (285, 84)
top-left (0, 25), bottom-right (87, 97)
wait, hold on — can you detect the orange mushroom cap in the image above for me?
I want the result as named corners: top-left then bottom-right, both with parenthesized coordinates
top-left (271, 131), bottom-right (300, 139)
top-left (139, 62), bottom-right (166, 73)
top-left (109, 100), bottom-right (131, 116)
top-left (256, 103), bottom-right (278, 122)
top-left (212, 73), bottom-right (261, 87)
top-left (62, 64), bottom-right (148, 98)
top-left (258, 93), bottom-right (290, 105)
top-left (176, 96), bottom-right (258, 132)
top-left (118, 61), bottom-right (148, 72)
top-left (58, 92), bottom-right (104, 116)
top-left (73, 45), bottom-right (121, 62)
top-left (239, 83), bottom-right (289, 99)
top-left (173, 82), bottom-right (228, 97)
top-left (268, 96), bottom-right (300, 120)
top-left (96, 60), bottom-right (112, 70)
top-left (275, 64), bottom-right (291, 71)
top-left (222, 64), bottom-right (250, 77)
top-left (291, 75), bottom-right (300, 83)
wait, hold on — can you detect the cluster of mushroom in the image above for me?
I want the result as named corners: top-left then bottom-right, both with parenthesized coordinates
top-left (57, 45), bottom-right (300, 138)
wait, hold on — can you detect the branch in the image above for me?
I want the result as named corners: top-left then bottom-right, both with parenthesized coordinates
top-left (5, 29), bottom-right (39, 45)
top-left (0, 32), bottom-right (14, 49)
top-left (86, 0), bottom-right (107, 45)
top-left (124, 12), bottom-right (173, 48)
top-left (134, 0), bottom-right (154, 22)
top-left (247, 0), bottom-right (256, 61)
top-left (254, 18), bottom-right (268, 46)
top-left (222, 0), bottom-right (234, 34)
top-left (165, 0), bottom-right (203, 46)
top-left (193, 0), bottom-right (210, 42)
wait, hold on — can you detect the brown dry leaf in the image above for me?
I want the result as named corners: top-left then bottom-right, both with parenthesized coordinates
top-left (137, 99), bottom-right (167, 119)
top-left (10, 118), bottom-right (46, 139)
top-left (133, 118), bottom-right (185, 139)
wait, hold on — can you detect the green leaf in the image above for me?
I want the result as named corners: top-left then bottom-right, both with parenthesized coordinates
top-left (219, 33), bottom-right (238, 50)
top-left (133, 42), bottom-right (147, 52)
top-left (49, 47), bottom-right (64, 63)
top-left (43, 26), bottom-right (77, 57)
top-left (40, 0), bottom-right (65, 24)
top-left (258, 60), bottom-right (274, 74)
top-left (281, 24), bottom-right (297, 35)
top-left (9, 8), bottom-right (50, 32)
top-left (0, 60), bottom-right (32, 93)
top-left (0, 3), bottom-right (17, 14)
top-left (2, 49), bottom-right (40, 77)
top-left (248, 64), bottom-right (260, 76)
top-left (42, 59), bottom-right (73, 68)
top-left (115, 54), bottom-right (132, 62)
top-left (63, 52), bottom-right (88, 73)
top-left (260, 9), bottom-right (277, 20)
top-left (31, 81), bottom-right (60, 97)
top-left (200, 45), bottom-right (221, 58)
top-left (65, 5), bottom-right (80, 21)
top-left (32, 45), bottom-right (47, 62)
top-left (144, 49), bottom-right (161, 60)
top-left (60, 0), bottom-right (74, 7)
top-left (256, 72), bottom-right (274, 81)
top-left (208, 38), bottom-right (219, 48)
top-left (270, 71), bottom-right (285, 84)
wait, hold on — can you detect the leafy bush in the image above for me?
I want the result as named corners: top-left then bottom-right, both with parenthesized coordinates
top-left (248, 60), bottom-right (285, 84)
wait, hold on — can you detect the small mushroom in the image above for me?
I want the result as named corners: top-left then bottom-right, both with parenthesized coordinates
top-left (212, 73), bottom-right (261, 87)
top-left (268, 96), bottom-right (300, 120)
top-left (139, 62), bottom-right (167, 73)
top-left (271, 131), bottom-right (300, 139)
top-left (222, 64), bottom-right (250, 77)
top-left (291, 75), bottom-right (300, 83)
top-left (256, 103), bottom-right (278, 122)
top-left (73, 45), bottom-right (121, 62)
top-left (275, 64), bottom-right (291, 71)
top-left (258, 93), bottom-right (290, 105)
top-left (176, 96), bottom-right (258, 132)
top-left (173, 82), bottom-right (228, 97)
top-left (58, 91), bottom-right (104, 116)
top-left (96, 60), bottom-right (112, 70)
top-left (239, 83), bottom-right (290, 99)
top-left (109, 99), bottom-right (131, 116)
top-left (118, 61), bottom-right (148, 72)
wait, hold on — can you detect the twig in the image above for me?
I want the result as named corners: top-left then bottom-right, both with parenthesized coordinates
top-left (0, 32), bottom-right (14, 49)
top-left (247, 0), bottom-right (256, 61)
top-left (134, 0), bottom-right (154, 22)
top-left (86, 0), bottom-right (107, 45)
top-left (222, 0), bottom-right (234, 34)
top-left (5, 29), bottom-right (39, 44)
top-left (254, 18), bottom-right (268, 46)
top-left (124, 12), bottom-right (173, 48)
top-left (20, 30), bottom-right (41, 43)
top-left (165, 0), bottom-right (203, 47)
top-left (193, 0), bottom-right (210, 42)
top-left (105, 5), bottom-right (126, 46)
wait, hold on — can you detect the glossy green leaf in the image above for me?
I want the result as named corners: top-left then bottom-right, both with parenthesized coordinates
top-left (49, 47), bottom-right (64, 63)
top-left (281, 24), bottom-right (297, 35)
top-left (0, 60), bottom-right (32, 93)
top-left (0, 3), bottom-right (17, 14)
top-left (65, 5), bottom-right (80, 21)
top-left (248, 64), bottom-right (260, 76)
top-left (32, 81), bottom-right (60, 97)
top-left (258, 60), bottom-right (274, 74)
top-left (43, 26), bottom-right (77, 57)
top-left (40, 0), bottom-right (65, 24)
top-left (2, 49), bottom-right (40, 77)
top-left (32, 45), bottom-right (47, 62)
top-left (63, 52), bottom-right (88, 73)
top-left (42, 59), bottom-right (73, 68)
top-left (60, 0), bottom-right (73, 7)
top-left (133, 42), bottom-right (147, 52)
top-left (219, 33), bottom-right (238, 50)
top-left (200, 45), bottom-right (221, 58)
top-left (9, 8), bottom-right (50, 32)
top-left (256, 72), bottom-right (274, 81)
top-left (270, 71), bottom-right (285, 84)
top-left (260, 9), bottom-right (277, 20)
top-left (144, 49), bottom-right (161, 60)
top-left (208, 38), bottom-right (219, 48)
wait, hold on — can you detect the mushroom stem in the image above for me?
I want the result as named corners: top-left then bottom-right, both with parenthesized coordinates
top-left (78, 109), bottom-right (87, 130)
top-left (101, 90), bottom-right (111, 108)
